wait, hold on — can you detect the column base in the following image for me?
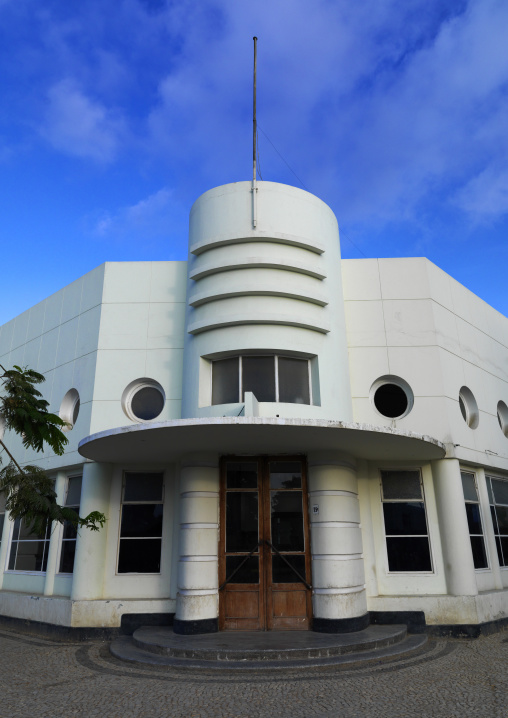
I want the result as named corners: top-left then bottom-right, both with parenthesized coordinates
top-left (313, 613), bottom-right (370, 633)
top-left (173, 617), bottom-right (219, 635)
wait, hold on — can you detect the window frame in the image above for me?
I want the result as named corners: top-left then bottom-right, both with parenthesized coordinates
top-left (379, 468), bottom-right (434, 574)
top-left (460, 470), bottom-right (489, 571)
top-left (57, 474), bottom-right (83, 576)
top-left (116, 471), bottom-right (165, 575)
top-left (210, 354), bottom-right (313, 406)
top-left (6, 518), bottom-right (52, 575)
top-left (486, 474), bottom-right (508, 569)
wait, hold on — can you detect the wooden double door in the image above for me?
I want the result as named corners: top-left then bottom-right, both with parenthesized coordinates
top-left (219, 456), bottom-right (312, 631)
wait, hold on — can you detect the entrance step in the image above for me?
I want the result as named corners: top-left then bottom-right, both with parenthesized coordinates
top-left (110, 625), bottom-right (427, 671)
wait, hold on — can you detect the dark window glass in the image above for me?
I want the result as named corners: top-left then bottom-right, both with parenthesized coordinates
top-left (225, 555), bottom-right (259, 584)
top-left (242, 356), bottom-right (275, 402)
top-left (14, 541), bottom-right (47, 572)
top-left (62, 519), bottom-right (78, 541)
top-left (9, 518), bottom-right (51, 572)
top-left (470, 536), bottom-right (488, 569)
top-left (381, 471), bottom-right (422, 500)
top-left (66, 477), bottom-right (82, 506)
top-left (271, 491), bottom-right (304, 552)
top-left (118, 539), bottom-right (162, 573)
top-left (118, 474), bottom-right (163, 574)
top-left (500, 537), bottom-right (508, 567)
top-left (226, 462), bottom-right (258, 489)
top-left (495, 536), bottom-right (504, 566)
top-left (374, 384), bottom-right (408, 418)
top-left (131, 387), bottom-right (164, 421)
top-left (226, 492), bottom-right (258, 552)
top-left (495, 506), bottom-right (508, 533)
top-left (461, 472), bottom-right (478, 502)
top-left (124, 473), bottom-right (163, 502)
top-left (491, 479), bottom-right (508, 505)
top-left (272, 555), bottom-right (307, 583)
top-left (59, 541), bottom-right (76, 574)
top-left (383, 502), bottom-right (428, 535)
top-left (121, 504), bottom-right (163, 538)
top-left (465, 503), bottom-right (483, 535)
top-left (212, 357), bottom-right (239, 405)
top-left (386, 537), bottom-right (432, 572)
top-left (72, 397), bottom-right (81, 426)
top-left (0, 514), bottom-right (4, 540)
top-left (278, 358), bottom-right (310, 404)
top-left (269, 462), bottom-right (302, 489)
top-left (491, 505), bottom-right (499, 533)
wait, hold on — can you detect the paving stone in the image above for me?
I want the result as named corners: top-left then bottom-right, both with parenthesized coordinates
top-left (0, 626), bottom-right (507, 717)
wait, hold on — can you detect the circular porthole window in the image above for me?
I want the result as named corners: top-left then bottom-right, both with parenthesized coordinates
top-left (60, 389), bottom-right (80, 431)
top-left (370, 375), bottom-right (414, 419)
top-left (497, 401), bottom-right (508, 438)
top-left (458, 386), bottom-right (479, 429)
top-left (122, 378), bottom-right (165, 423)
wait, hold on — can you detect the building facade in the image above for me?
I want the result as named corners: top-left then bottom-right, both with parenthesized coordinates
top-left (1, 180), bottom-right (508, 635)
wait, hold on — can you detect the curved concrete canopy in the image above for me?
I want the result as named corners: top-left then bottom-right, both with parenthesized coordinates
top-left (78, 417), bottom-right (446, 464)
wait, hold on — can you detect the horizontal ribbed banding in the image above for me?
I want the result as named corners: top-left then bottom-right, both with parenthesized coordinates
top-left (188, 286), bottom-right (328, 308)
top-left (189, 256), bottom-right (326, 281)
top-left (190, 232), bottom-right (325, 256)
top-left (187, 313), bottom-right (330, 335)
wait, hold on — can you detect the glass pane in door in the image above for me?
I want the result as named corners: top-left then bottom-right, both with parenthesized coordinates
top-left (270, 491), bottom-right (304, 551)
top-left (226, 492), bottom-right (258, 552)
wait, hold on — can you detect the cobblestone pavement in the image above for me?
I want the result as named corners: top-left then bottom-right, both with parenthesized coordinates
top-left (0, 627), bottom-right (507, 718)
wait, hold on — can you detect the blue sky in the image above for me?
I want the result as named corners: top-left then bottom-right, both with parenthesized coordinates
top-left (1, 0), bottom-right (508, 325)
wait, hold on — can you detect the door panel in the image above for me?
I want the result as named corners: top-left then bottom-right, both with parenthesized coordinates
top-left (219, 456), bottom-right (311, 631)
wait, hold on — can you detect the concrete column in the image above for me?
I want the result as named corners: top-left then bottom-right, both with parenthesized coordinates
top-left (43, 471), bottom-right (67, 596)
top-left (174, 455), bottom-right (219, 634)
top-left (357, 459), bottom-right (378, 598)
top-left (71, 462), bottom-right (113, 601)
top-left (308, 452), bottom-right (369, 632)
top-left (431, 458), bottom-right (477, 596)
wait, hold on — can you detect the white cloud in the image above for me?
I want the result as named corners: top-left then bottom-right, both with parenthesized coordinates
top-left (89, 187), bottom-right (186, 245)
top-left (41, 79), bottom-right (124, 162)
top-left (453, 166), bottom-right (508, 218)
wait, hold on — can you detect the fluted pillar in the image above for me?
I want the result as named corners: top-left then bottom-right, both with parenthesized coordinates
top-left (174, 455), bottom-right (219, 634)
top-left (308, 452), bottom-right (369, 632)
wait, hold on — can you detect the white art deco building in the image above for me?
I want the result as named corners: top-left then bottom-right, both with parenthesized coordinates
top-left (1, 180), bottom-right (508, 637)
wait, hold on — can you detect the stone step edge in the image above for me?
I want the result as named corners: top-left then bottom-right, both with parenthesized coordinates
top-left (110, 634), bottom-right (428, 671)
top-left (132, 625), bottom-right (407, 661)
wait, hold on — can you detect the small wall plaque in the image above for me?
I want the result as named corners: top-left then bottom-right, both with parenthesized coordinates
top-left (313, 504), bottom-right (319, 515)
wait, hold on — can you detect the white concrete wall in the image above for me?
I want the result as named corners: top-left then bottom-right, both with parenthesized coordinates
top-left (343, 257), bottom-right (508, 474)
top-left (90, 261), bottom-right (187, 434)
top-left (0, 265), bottom-right (105, 471)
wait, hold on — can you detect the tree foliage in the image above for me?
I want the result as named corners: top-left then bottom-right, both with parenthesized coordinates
top-left (0, 364), bottom-right (106, 534)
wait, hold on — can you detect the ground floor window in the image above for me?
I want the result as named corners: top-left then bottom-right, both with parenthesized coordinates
top-left (487, 475), bottom-right (508, 567)
top-left (117, 472), bottom-right (164, 573)
top-left (380, 469), bottom-right (432, 572)
top-left (59, 475), bottom-right (82, 574)
top-left (8, 518), bottom-right (51, 572)
top-left (461, 471), bottom-right (488, 569)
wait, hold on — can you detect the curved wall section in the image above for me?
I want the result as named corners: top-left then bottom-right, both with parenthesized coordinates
top-left (181, 181), bottom-right (352, 421)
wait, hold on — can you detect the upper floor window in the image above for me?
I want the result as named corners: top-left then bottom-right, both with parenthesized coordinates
top-left (211, 355), bottom-right (311, 406)
top-left (486, 475), bottom-right (508, 567)
top-left (461, 471), bottom-right (488, 569)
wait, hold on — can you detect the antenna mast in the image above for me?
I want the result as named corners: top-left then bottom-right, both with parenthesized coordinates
top-left (252, 36), bottom-right (258, 227)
